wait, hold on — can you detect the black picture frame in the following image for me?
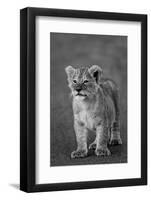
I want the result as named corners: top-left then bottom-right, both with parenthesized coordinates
top-left (20, 7), bottom-right (147, 192)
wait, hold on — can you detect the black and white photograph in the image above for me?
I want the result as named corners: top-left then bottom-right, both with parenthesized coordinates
top-left (50, 32), bottom-right (127, 166)
top-left (0, 0), bottom-right (149, 198)
top-left (20, 7), bottom-right (147, 193)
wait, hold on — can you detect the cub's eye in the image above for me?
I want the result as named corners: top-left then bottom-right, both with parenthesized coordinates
top-left (73, 80), bottom-right (77, 83)
top-left (83, 80), bottom-right (89, 84)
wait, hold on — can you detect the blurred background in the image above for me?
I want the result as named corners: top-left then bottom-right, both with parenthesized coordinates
top-left (50, 32), bottom-right (127, 166)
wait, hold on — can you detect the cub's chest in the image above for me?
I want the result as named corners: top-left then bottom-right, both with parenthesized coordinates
top-left (73, 98), bottom-right (102, 130)
top-left (76, 110), bottom-right (96, 130)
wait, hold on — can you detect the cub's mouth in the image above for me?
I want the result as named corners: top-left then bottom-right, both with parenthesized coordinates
top-left (76, 93), bottom-right (87, 97)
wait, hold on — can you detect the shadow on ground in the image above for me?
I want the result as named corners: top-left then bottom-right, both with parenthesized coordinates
top-left (9, 183), bottom-right (19, 190)
top-left (50, 33), bottom-right (127, 166)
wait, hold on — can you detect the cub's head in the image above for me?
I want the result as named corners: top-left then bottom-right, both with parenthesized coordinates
top-left (65, 65), bottom-right (102, 100)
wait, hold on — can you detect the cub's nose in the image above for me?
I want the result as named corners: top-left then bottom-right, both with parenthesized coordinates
top-left (76, 88), bottom-right (81, 92)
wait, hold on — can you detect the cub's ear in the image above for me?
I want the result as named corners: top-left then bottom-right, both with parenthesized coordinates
top-left (88, 65), bottom-right (103, 84)
top-left (65, 66), bottom-right (75, 79)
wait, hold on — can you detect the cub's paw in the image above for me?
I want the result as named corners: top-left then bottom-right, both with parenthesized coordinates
top-left (109, 138), bottom-right (122, 146)
top-left (95, 147), bottom-right (111, 156)
top-left (89, 142), bottom-right (96, 150)
top-left (71, 150), bottom-right (87, 159)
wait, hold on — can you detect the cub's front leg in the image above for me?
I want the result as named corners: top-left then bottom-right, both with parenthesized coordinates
top-left (95, 124), bottom-right (111, 156)
top-left (71, 120), bottom-right (88, 159)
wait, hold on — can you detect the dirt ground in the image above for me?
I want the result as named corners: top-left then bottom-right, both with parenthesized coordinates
top-left (50, 32), bottom-right (127, 166)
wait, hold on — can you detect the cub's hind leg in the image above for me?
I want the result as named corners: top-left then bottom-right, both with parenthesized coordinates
top-left (109, 86), bottom-right (122, 146)
top-left (109, 122), bottom-right (122, 145)
top-left (89, 139), bottom-right (97, 150)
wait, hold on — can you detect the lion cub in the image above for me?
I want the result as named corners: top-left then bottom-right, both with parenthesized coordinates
top-left (65, 65), bottom-right (122, 158)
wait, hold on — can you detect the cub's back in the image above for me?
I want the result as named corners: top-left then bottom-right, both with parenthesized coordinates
top-left (100, 78), bottom-right (119, 123)
top-left (100, 78), bottom-right (119, 97)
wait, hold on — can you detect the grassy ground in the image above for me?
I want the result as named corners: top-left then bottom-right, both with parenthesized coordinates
top-left (50, 33), bottom-right (127, 166)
